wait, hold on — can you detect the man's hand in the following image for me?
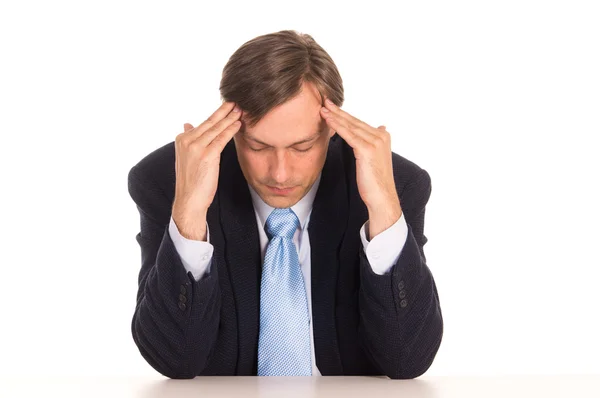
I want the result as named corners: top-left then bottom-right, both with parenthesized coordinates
top-left (172, 101), bottom-right (242, 241)
top-left (320, 98), bottom-right (402, 239)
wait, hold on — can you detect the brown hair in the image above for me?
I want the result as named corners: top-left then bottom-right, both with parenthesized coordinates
top-left (219, 30), bottom-right (344, 128)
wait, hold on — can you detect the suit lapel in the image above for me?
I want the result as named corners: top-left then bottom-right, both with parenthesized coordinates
top-left (307, 137), bottom-right (347, 375)
top-left (217, 141), bottom-right (262, 374)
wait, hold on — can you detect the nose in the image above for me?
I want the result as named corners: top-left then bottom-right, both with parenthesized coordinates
top-left (269, 149), bottom-right (292, 185)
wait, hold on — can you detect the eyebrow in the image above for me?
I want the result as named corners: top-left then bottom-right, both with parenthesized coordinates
top-left (243, 129), bottom-right (322, 147)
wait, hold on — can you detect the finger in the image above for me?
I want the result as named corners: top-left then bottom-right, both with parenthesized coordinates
top-left (194, 106), bottom-right (242, 147)
top-left (205, 120), bottom-right (242, 156)
top-left (321, 108), bottom-right (374, 143)
top-left (323, 98), bottom-right (372, 131)
top-left (323, 115), bottom-right (368, 151)
top-left (188, 101), bottom-right (237, 139)
top-left (183, 123), bottom-right (194, 132)
top-left (321, 102), bottom-right (380, 143)
top-left (378, 125), bottom-right (386, 130)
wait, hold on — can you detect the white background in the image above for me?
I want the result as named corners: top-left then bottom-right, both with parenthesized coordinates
top-left (0, 0), bottom-right (598, 377)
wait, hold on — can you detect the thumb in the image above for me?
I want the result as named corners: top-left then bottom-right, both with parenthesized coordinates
top-left (377, 125), bottom-right (386, 131)
top-left (183, 123), bottom-right (194, 132)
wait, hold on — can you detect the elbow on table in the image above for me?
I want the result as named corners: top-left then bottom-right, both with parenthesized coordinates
top-left (388, 332), bottom-right (443, 380)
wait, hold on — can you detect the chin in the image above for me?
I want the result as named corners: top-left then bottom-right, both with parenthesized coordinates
top-left (256, 190), bottom-right (298, 208)
top-left (264, 195), bottom-right (297, 209)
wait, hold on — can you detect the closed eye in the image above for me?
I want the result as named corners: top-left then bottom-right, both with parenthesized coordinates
top-left (248, 146), bottom-right (313, 152)
top-left (293, 147), bottom-right (313, 152)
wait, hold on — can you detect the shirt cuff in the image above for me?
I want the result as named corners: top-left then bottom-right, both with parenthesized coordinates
top-left (168, 216), bottom-right (214, 281)
top-left (360, 211), bottom-right (408, 275)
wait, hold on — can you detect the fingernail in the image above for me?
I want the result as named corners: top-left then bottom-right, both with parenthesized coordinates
top-left (321, 107), bottom-right (329, 113)
top-left (233, 106), bottom-right (240, 112)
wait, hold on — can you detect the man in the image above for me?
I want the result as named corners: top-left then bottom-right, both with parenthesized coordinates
top-left (127, 30), bottom-right (443, 379)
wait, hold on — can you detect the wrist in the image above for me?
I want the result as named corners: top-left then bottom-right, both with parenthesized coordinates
top-left (172, 206), bottom-right (208, 241)
top-left (366, 193), bottom-right (401, 217)
top-left (178, 223), bottom-right (207, 241)
top-left (367, 198), bottom-right (402, 239)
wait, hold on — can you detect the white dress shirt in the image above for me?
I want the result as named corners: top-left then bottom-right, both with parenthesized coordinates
top-left (168, 172), bottom-right (409, 376)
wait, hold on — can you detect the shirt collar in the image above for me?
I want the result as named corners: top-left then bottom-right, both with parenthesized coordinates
top-left (248, 172), bottom-right (322, 232)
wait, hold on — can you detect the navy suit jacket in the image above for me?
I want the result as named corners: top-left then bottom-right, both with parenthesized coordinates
top-left (127, 134), bottom-right (443, 379)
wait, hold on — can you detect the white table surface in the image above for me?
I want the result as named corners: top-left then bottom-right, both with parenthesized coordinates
top-left (1, 375), bottom-right (599, 398)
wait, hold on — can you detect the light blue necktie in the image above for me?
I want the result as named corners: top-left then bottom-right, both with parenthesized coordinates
top-left (257, 208), bottom-right (312, 376)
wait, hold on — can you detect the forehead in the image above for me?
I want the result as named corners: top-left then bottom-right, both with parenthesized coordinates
top-left (241, 116), bottom-right (325, 137)
top-left (241, 82), bottom-right (325, 143)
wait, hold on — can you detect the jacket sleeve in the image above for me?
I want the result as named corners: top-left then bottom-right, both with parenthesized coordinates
top-left (357, 168), bottom-right (443, 379)
top-left (127, 166), bottom-right (221, 379)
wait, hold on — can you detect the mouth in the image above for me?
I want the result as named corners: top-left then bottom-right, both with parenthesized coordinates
top-left (267, 185), bottom-right (296, 195)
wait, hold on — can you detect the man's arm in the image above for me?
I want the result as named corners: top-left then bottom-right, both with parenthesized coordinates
top-left (128, 166), bottom-right (221, 379)
top-left (357, 168), bottom-right (443, 379)
top-left (168, 216), bottom-right (214, 280)
top-left (359, 212), bottom-right (408, 275)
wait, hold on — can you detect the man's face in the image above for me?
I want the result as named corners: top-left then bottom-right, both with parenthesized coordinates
top-left (233, 81), bottom-right (335, 209)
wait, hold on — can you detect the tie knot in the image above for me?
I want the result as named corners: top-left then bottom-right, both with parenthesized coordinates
top-left (265, 208), bottom-right (299, 240)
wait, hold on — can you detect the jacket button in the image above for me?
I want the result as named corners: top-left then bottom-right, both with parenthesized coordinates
top-left (180, 285), bottom-right (186, 295)
top-left (178, 301), bottom-right (186, 311)
top-left (400, 299), bottom-right (408, 308)
top-left (398, 290), bottom-right (406, 299)
top-left (398, 280), bottom-right (405, 290)
top-left (179, 294), bottom-right (187, 303)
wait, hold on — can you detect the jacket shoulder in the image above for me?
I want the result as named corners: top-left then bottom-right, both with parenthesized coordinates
top-left (338, 137), bottom-right (427, 190)
top-left (127, 141), bottom-right (176, 225)
top-left (127, 141), bottom-right (176, 198)
top-left (391, 151), bottom-right (429, 191)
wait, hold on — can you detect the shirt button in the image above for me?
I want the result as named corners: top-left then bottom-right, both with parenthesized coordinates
top-left (202, 255), bottom-right (208, 260)
top-left (178, 302), bottom-right (186, 311)
top-left (400, 299), bottom-right (408, 308)
top-left (179, 294), bottom-right (187, 303)
top-left (398, 280), bottom-right (405, 290)
top-left (372, 253), bottom-right (380, 259)
top-left (180, 285), bottom-right (186, 295)
top-left (399, 290), bottom-right (407, 299)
